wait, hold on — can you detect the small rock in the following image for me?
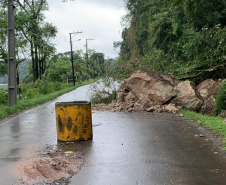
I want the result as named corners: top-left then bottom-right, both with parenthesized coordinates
top-left (116, 106), bottom-right (122, 111)
top-left (165, 103), bottom-right (181, 113)
top-left (146, 106), bottom-right (155, 112)
top-left (128, 108), bottom-right (134, 112)
top-left (219, 110), bottom-right (226, 118)
top-left (112, 100), bottom-right (116, 104)
top-left (194, 134), bottom-right (199, 138)
top-left (199, 134), bottom-right (205, 137)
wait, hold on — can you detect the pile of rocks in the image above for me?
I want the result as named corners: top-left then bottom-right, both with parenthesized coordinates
top-left (93, 71), bottom-right (223, 114)
top-left (93, 101), bottom-right (182, 113)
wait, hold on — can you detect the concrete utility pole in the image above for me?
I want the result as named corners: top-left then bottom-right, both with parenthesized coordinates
top-left (85, 38), bottom-right (94, 80)
top-left (69, 31), bottom-right (82, 86)
top-left (8, 0), bottom-right (17, 106)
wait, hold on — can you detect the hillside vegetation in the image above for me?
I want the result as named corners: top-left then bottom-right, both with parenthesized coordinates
top-left (114, 0), bottom-right (226, 83)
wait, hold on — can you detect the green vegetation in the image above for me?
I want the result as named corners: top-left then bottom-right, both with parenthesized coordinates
top-left (0, 1), bottom-right (109, 83)
top-left (113, 0), bottom-right (226, 82)
top-left (0, 89), bottom-right (7, 104)
top-left (180, 109), bottom-right (226, 149)
top-left (215, 80), bottom-right (226, 115)
top-left (0, 0), bottom-right (111, 120)
top-left (91, 92), bottom-right (116, 105)
top-left (0, 0), bottom-right (57, 82)
top-left (0, 79), bottom-right (93, 120)
top-left (112, 0), bottom-right (226, 149)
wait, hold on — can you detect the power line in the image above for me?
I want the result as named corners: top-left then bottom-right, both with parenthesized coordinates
top-left (62, 0), bottom-right (79, 31)
top-left (68, 0), bottom-right (82, 31)
top-left (55, 0), bottom-right (74, 31)
top-left (70, 31), bottom-right (82, 86)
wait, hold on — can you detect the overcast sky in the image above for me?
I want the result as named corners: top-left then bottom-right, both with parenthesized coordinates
top-left (45, 0), bottom-right (127, 58)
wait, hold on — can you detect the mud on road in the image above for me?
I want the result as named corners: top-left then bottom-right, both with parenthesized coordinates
top-left (1, 84), bottom-right (226, 185)
top-left (15, 145), bottom-right (84, 185)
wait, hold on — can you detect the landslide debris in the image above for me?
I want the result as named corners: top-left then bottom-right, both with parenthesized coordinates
top-left (93, 71), bottom-right (223, 115)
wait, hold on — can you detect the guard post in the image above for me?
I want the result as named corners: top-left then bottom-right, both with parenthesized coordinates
top-left (55, 101), bottom-right (93, 142)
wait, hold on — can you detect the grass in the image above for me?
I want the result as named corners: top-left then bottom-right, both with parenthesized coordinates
top-left (179, 109), bottom-right (226, 150)
top-left (0, 79), bottom-right (94, 120)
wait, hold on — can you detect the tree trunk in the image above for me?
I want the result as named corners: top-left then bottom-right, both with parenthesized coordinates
top-left (30, 39), bottom-right (35, 83)
top-left (34, 42), bottom-right (39, 81)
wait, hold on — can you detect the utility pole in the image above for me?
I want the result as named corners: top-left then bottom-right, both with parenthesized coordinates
top-left (85, 38), bottom-right (94, 80)
top-left (8, 0), bottom-right (17, 106)
top-left (69, 31), bottom-right (82, 86)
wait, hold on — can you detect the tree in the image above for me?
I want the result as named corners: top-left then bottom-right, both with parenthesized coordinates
top-left (15, 0), bottom-right (57, 82)
top-left (90, 52), bottom-right (105, 78)
top-left (0, 6), bottom-right (7, 76)
top-left (0, 0), bottom-right (57, 83)
top-left (117, 0), bottom-right (226, 82)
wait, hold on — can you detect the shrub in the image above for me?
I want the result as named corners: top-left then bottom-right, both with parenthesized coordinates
top-left (89, 78), bottom-right (118, 105)
top-left (18, 83), bottom-right (38, 100)
top-left (0, 89), bottom-right (7, 104)
top-left (34, 78), bottom-right (52, 95)
top-left (215, 80), bottom-right (226, 115)
top-left (53, 81), bottom-right (66, 91)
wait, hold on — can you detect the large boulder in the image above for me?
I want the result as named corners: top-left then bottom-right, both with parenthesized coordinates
top-left (115, 72), bottom-right (223, 113)
top-left (196, 79), bottom-right (220, 115)
top-left (173, 81), bottom-right (203, 111)
top-left (124, 91), bottom-right (138, 102)
top-left (116, 79), bottom-right (128, 103)
top-left (196, 79), bottom-right (220, 101)
top-left (219, 110), bottom-right (226, 118)
top-left (124, 71), bottom-right (177, 106)
top-left (200, 96), bottom-right (216, 115)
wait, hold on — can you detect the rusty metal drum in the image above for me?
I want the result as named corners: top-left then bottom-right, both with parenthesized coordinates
top-left (55, 101), bottom-right (93, 142)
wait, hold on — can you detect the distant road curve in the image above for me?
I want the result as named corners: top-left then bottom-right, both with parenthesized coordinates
top-left (0, 84), bottom-right (7, 88)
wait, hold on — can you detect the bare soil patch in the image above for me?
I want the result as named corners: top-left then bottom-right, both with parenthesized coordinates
top-left (15, 149), bottom-right (84, 185)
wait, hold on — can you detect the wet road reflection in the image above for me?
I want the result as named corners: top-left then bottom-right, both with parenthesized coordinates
top-left (0, 84), bottom-right (226, 184)
top-left (0, 84), bottom-right (91, 184)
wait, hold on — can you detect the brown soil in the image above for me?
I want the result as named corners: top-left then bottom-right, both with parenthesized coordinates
top-left (15, 150), bottom-right (84, 185)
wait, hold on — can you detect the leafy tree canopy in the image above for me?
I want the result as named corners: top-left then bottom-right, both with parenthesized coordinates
top-left (115, 0), bottom-right (226, 82)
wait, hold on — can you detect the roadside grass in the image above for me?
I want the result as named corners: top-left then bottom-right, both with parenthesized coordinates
top-left (179, 109), bottom-right (226, 150)
top-left (0, 79), bottom-right (93, 120)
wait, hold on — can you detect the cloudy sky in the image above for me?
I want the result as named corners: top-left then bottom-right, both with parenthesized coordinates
top-left (45, 0), bottom-right (127, 58)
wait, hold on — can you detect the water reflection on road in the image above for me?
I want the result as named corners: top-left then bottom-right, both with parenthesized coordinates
top-left (0, 83), bottom-right (226, 185)
top-left (0, 84), bottom-right (7, 88)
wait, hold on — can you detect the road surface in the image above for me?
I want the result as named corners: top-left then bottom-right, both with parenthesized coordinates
top-left (0, 84), bottom-right (226, 185)
top-left (0, 84), bottom-right (7, 88)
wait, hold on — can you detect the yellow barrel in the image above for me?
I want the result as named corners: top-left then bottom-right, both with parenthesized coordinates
top-left (55, 101), bottom-right (93, 142)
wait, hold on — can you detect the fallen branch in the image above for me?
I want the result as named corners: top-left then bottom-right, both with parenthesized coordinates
top-left (179, 62), bottom-right (226, 80)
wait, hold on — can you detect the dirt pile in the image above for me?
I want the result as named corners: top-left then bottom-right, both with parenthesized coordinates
top-left (16, 150), bottom-right (84, 185)
top-left (93, 101), bottom-right (182, 113)
top-left (93, 71), bottom-right (222, 115)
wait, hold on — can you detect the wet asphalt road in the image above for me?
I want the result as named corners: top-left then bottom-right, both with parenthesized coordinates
top-left (1, 84), bottom-right (226, 185)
